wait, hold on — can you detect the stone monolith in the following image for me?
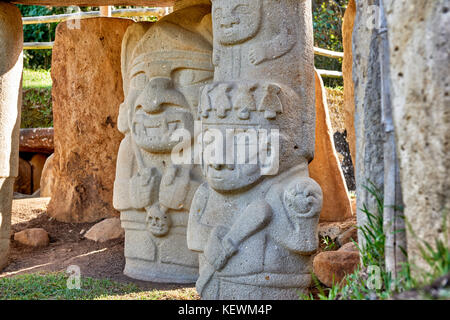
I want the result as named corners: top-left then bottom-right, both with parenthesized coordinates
top-left (384, 0), bottom-right (450, 277)
top-left (187, 0), bottom-right (322, 299)
top-left (352, 0), bottom-right (384, 247)
top-left (113, 0), bottom-right (213, 282)
top-left (310, 69), bottom-right (353, 222)
top-left (48, 17), bottom-right (133, 222)
top-left (0, 2), bottom-right (22, 270)
top-left (342, 0), bottom-right (356, 166)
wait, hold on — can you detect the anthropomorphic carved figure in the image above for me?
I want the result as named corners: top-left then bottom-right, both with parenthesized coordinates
top-left (113, 0), bottom-right (213, 283)
top-left (212, 0), bottom-right (297, 80)
top-left (187, 0), bottom-right (322, 299)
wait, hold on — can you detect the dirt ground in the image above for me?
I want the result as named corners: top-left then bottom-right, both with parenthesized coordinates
top-left (1, 197), bottom-right (194, 291)
top-left (2, 197), bottom-right (357, 292)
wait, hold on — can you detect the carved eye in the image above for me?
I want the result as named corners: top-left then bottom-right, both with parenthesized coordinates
top-left (130, 72), bottom-right (148, 90)
top-left (172, 69), bottom-right (213, 87)
top-left (233, 4), bottom-right (250, 15)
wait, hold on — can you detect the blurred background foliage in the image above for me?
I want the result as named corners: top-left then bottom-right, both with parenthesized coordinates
top-left (312, 0), bottom-right (348, 87)
top-left (19, 1), bottom-right (349, 81)
top-left (18, 5), bottom-right (96, 69)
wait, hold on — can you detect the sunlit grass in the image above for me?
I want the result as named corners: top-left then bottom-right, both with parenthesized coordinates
top-left (23, 68), bottom-right (52, 89)
top-left (0, 272), bottom-right (198, 300)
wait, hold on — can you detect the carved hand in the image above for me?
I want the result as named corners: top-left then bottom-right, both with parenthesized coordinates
top-left (204, 225), bottom-right (235, 271)
top-left (129, 168), bottom-right (160, 209)
top-left (283, 178), bottom-right (323, 221)
top-left (248, 46), bottom-right (267, 66)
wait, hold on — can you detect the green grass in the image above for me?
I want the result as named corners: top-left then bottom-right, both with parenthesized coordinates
top-left (23, 68), bottom-right (52, 89)
top-left (0, 272), bottom-right (198, 300)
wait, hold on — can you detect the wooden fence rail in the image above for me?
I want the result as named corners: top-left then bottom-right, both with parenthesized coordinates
top-left (22, 9), bottom-right (344, 78)
top-left (22, 8), bottom-right (164, 25)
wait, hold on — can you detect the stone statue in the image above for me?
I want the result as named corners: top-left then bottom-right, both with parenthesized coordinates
top-left (187, 0), bottom-right (323, 299)
top-left (113, 0), bottom-right (213, 283)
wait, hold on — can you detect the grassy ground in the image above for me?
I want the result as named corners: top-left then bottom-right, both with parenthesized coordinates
top-left (23, 69), bottom-right (52, 89)
top-left (21, 69), bottom-right (53, 128)
top-left (0, 272), bottom-right (198, 300)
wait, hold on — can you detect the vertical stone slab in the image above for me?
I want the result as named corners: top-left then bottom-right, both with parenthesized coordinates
top-left (342, 0), bottom-right (356, 167)
top-left (0, 3), bottom-right (22, 270)
top-left (384, 0), bottom-right (450, 276)
top-left (114, 1), bottom-right (213, 282)
top-left (352, 0), bottom-right (384, 246)
top-left (188, 0), bottom-right (322, 299)
top-left (310, 70), bottom-right (353, 222)
top-left (49, 18), bottom-right (133, 222)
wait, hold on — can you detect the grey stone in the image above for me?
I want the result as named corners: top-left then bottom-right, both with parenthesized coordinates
top-left (187, 0), bottom-right (322, 299)
top-left (0, 3), bottom-right (22, 271)
top-left (384, 0), bottom-right (450, 277)
top-left (113, 1), bottom-right (213, 283)
top-left (352, 0), bottom-right (384, 248)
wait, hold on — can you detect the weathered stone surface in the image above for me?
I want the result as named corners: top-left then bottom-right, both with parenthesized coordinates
top-left (19, 128), bottom-right (54, 154)
top-left (14, 228), bottom-right (49, 247)
top-left (338, 242), bottom-right (358, 252)
top-left (188, 0), bottom-right (321, 300)
top-left (313, 251), bottom-right (360, 288)
top-left (337, 226), bottom-right (358, 247)
top-left (114, 1), bottom-right (213, 283)
top-left (310, 70), bottom-right (353, 222)
top-left (48, 17), bottom-right (133, 223)
top-left (14, 158), bottom-right (32, 195)
top-left (30, 153), bottom-right (47, 193)
top-left (40, 153), bottom-right (55, 198)
top-left (0, 2), bottom-right (22, 271)
top-left (318, 220), bottom-right (356, 241)
top-left (352, 0), bottom-right (384, 248)
top-left (84, 218), bottom-right (124, 242)
top-left (384, 0), bottom-right (450, 276)
top-left (342, 0), bottom-right (356, 167)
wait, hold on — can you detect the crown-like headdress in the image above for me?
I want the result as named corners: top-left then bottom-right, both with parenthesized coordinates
top-left (198, 80), bottom-right (301, 126)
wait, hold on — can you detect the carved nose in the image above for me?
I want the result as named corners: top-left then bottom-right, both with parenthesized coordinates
top-left (135, 77), bottom-right (188, 114)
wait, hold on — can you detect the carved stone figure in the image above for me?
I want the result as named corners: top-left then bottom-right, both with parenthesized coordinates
top-left (187, 0), bottom-right (323, 299)
top-left (113, 0), bottom-right (214, 282)
top-left (0, 3), bottom-right (22, 271)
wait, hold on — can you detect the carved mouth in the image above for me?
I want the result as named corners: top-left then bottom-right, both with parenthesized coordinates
top-left (132, 109), bottom-right (193, 152)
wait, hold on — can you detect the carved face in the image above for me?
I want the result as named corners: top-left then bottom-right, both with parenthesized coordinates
top-left (128, 67), bottom-right (213, 153)
top-left (201, 126), bottom-right (263, 191)
top-left (212, 0), bottom-right (262, 45)
top-left (146, 205), bottom-right (171, 237)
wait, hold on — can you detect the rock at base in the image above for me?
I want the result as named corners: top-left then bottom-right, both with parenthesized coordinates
top-left (40, 153), bottom-right (55, 198)
top-left (14, 228), bottom-right (50, 247)
top-left (14, 158), bottom-right (32, 194)
top-left (338, 242), bottom-right (358, 252)
top-left (313, 251), bottom-right (360, 288)
top-left (30, 153), bottom-right (47, 193)
top-left (337, 226), bottom-right (358, 247)
top-left (84, 218), bottom-right (124, 243)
